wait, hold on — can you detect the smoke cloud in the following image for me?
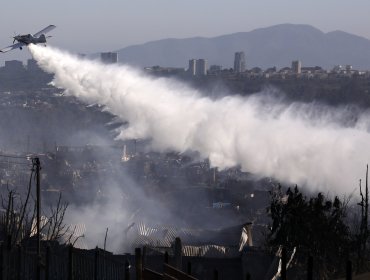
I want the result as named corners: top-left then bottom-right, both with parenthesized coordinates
top-left (29, 44), bottom-right (370, 194)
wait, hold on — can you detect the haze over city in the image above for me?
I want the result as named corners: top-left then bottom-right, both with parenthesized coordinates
top-left (1, 0), bottom-right (370, 64)
top-left (1, 1), bottom-right (370, 279)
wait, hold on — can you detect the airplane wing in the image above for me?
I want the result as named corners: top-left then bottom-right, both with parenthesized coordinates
top-left (0, 42), bottom-right (26, 53)
top-left (33, 25), bottom-right (56, 37)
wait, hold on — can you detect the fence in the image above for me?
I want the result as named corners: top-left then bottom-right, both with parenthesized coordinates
top-left (0, 242), bottom-right (361, 279)
top-left (0, 243), bottom-right (129, 280)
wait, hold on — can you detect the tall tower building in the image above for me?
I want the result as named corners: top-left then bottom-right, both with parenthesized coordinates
top-left (291, 60), bottom-right (302, 74)
top-left (100, 52), bottom-right (118, 64)
top-left (5, 60), bottom-right (24, 70)
top-left (234, 52), bottom-right (246, 73)
top-left (196, 59), bottom-right (207, 76)
top-left (188, 59), bottom-right (197, 76)
top-left (27, 59), bottom-right (42, 72)
top-left (4, 60), bottom-right (24, 75)
top-left (188, 59), bottom-right (207, 76)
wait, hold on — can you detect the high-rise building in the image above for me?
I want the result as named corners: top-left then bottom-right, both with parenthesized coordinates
top-left (291, 60), bottom-right (302, 74)
top-left (234, 52), bottom-right (246, 73)
top-left (4, 60), bottom-right (24, 75)
top-left (188, 59), bottom-right (197, 76)
top-left (100, 52), bottom-right (118, 64)
top-left (188, 59), bottom-right (207, 76)
top-left (196, 59), bottom-right (207, 76)
top-left (27, 59), bottom-right (42, 72)
top-left (5, 60), bottom-right (24, 71)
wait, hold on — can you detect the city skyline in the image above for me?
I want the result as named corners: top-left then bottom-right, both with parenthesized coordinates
top-left (1, 0), bottom-right (370, 64)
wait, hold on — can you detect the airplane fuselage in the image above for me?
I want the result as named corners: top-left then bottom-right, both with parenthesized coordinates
top-left (13, 34), bottom-right (46, 45)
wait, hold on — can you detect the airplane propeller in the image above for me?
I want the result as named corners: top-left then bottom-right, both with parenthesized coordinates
top-left (12, 32), bottom-right (18, 44)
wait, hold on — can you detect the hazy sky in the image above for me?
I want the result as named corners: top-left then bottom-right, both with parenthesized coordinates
top-left (1, 0), bottom-right (370, 64)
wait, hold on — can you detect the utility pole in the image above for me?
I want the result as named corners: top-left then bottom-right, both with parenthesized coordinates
top-left (366, 165), bottom-right (368, 249)
top-left (33, 157), bottom-right (41, 279)
top-left (358, 165), bottom-right (369, 269)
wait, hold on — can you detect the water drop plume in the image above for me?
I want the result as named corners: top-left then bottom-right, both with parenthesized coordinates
top-left (29, 44), bottom-right (370, 193)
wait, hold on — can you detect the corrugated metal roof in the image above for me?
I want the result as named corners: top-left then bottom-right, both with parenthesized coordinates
top-left (130, 222), bottom-right (251, 252)
top-left (57, 223), bottom-right (87, 249)
top-left (66, 223), bottom-right (87, 249)
top-left (182, 245), bottom-right (240, 258)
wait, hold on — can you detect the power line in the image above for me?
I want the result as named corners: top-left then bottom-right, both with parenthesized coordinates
top-left (0, 161), bottom-right (32, 166)
top-left (0, 154), bottom-right (30, 160)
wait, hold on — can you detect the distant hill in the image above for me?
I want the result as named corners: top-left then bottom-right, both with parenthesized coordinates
top-left (114, 24), bottom-right (370, 70)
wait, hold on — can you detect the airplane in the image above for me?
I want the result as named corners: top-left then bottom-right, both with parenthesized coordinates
top-left (0, 25), bottom-right (56, 53)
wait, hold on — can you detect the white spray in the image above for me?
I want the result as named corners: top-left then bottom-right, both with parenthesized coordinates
top-left (29, 44), bottom-right (370, 194)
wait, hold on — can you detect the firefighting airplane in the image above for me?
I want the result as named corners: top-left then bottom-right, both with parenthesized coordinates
top-left (0, 25), bottom-right (56, 53)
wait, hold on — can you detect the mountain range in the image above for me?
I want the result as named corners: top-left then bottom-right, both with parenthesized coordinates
top-left (114, 24), bottom-right (370, 70)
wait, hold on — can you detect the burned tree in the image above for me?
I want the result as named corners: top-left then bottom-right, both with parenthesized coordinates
top-left (0, 157), bottom-right (76, 249)
top-left (267, 185), bottom-right (352, 279)
top-left (356, 165), bottom-right (369, 272)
